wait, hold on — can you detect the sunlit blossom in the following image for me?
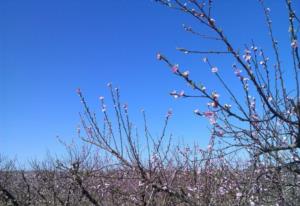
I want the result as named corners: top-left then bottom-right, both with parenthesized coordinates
top-left (156, 52), bottom-right (162, 60)
top-left (212, 92), bottom-right (219, 100)
top-left (243, 50), bottom-right (252, 62)
top-left (182, 70), bottom-right (189, 78)
top-left (291, 40), bottom-right (298, 49)
top-left (170, 90), bottom-right (179, 99)
top-left (194, 109), bottom-right (201, 115)
top-left (211, 66), bottom-right (218, 73)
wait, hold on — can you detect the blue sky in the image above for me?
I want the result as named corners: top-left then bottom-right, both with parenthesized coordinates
top-left (0, 0), bottom-right (297, 163)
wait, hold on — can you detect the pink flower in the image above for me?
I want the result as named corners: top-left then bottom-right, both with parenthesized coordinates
top-left (209, 117), bottom-right (217, 125)
top-left (123, 103), bottom-right (128, 110)
top-left (212, 92), bottom-right (220, 100)
top-left (291, 40), bottom-right (298, 49)
top-left (76, 88), bottom-right (81, 94)
top-left (243, 50), bottom-right (251, 62)
top-left (166, 109), bottom-right (173, 118)
top-left (107, 82), bottom-right (112, 87)
top-left (170, 90), bottom-right (179, 99)
top-left (211, 101), bottom-right (219, 108)
top-left (203, 57), bottom-right (208, 63)
top-left (172, 64), bottom-right (179, 73)
top-left (179, 90), bottom-right (185, 97)
top-left (156, 53), bottom-right (162, 60)
top-left (234, 69), bottom-right (242, 77)
top-left (99, 96), bottom-right (104, 100)
top-left (211, 66), bottom-right (218, 73)
top-left (251, 114), bottom-right (259, 121)
top-left (216, 130), bottom-right (224, 137)
top-left (243, 54), bottom-right (251, 62)
top-left (204, 111), bottom-right (214, 117)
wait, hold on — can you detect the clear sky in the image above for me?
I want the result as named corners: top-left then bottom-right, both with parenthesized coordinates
top-left (0, 0), bottom-right (297, 163)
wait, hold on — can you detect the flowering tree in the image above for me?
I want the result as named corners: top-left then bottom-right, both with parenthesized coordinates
top-left (1, 1), bottom-right (300, 205)
top-left (155, 0), bottom-right (300, 204)
top-left (156, 0), bottom-right (300, 166)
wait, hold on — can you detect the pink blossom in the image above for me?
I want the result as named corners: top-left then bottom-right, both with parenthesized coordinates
top-left (76, 88), bottom-right (81, 94)
top-left (291, 40), bottom-right (298, 49)
top-left (251, 114), bottom-right (259, 121)
top-left (99, 96), bottom-right (104, 100)
top-left (243, 50), bottom-right (252, 62)
top-left (179, 90), bottom-right (185, 97)
top-left (211, 101), bottom-right (219, 108)
top-left (203, 57), bottom-right (208, 63)
top-left (211, 66), bottom-right (218, 73)
top-left (243, 54), bottom-right (251, 62)
top-left (234, 69), bottom-right (242, 77)
top-left (170, 90), bottom-right (179, 99)
top-left (107, 82), bottom-right (112, 87)
top-left (156, 53), bottom-right (162, 60)
top-left (204, 111), bottom-right (214, 117)
top-left (209, 117), bottom-right (217, 125)
top-left (166, 108), bottom-right (173, 118)
top-left (216, 130), bottom-right (224, 137)
top-left (212, 92), bottom-right (220, 100)
top-left (172, 64), bottom-right (179, 73)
